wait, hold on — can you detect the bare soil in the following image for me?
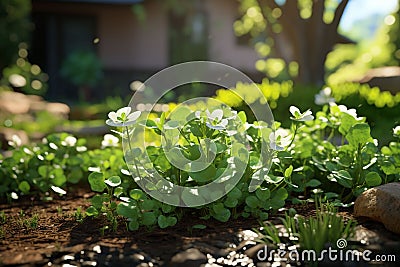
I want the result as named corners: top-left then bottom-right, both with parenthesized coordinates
top-left (0, 188), bottom-right (399, 267)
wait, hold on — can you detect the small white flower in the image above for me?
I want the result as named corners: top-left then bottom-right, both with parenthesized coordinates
top-left (61, 136), bottom-right (77, 147)
top-left (331, 103), bottom-right (360, 120)
top-left (101, 134), bottom-right (119, 148)
top-left (106, 107), bottom-right (141, 127)
top-left (88, 167), bottom-right (101, 172)
top-left (195, 111), bottom-right (202, 119)
top-left (339, 105), bottom-right (358, 119)
top-left (51, 185), bottom-right (66, 195)
top-left (8, 134), bottom-right (22, 147)
top-left (76, 146), bottom-right (87, 152)
top-left (269, 128), bottom-right (292, 151)
top-left (121, 169), bottom-right (131, 175)
top-left (289, 106), bottom-right (314, 122)
top-left (49, 142), bottom-right (58, 150)
top-left (394, 126), bottom-right (400, 137)
top-left (373, 139), bottom-right (379, 146)
top-left (315, 87), bottom-right (335, 105)
top-left (205, 109), bottom-right (228, 130)
top-left (11, 192), bottom-right (18, 200)
top-left (23, 147), bottom-right (33, 155)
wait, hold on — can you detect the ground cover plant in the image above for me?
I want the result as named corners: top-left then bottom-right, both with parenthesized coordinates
top-left (215, 81), bottom-right (400, 145)
top-left (1, 87), bottom-right (399, 234)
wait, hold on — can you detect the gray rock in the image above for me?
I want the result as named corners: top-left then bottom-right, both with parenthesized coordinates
top-left (169, 248), bottom-right (207, 267)
top-left (244, 244), bottom-right (266, 259)
top-left (354, 183), bottom-right (400, 234)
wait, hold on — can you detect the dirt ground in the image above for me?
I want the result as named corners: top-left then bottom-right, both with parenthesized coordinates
top-left (0, 188), bottom-right (399, 267)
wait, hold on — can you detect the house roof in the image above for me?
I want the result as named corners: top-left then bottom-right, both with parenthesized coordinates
top-left (33, 0), bottom-right (143, 4)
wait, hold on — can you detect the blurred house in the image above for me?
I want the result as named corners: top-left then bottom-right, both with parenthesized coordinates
top-left (31, 0), bottom-right (260, 101)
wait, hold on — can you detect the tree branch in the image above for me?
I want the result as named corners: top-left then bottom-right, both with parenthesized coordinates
top-left (258, 0), bottom-right (279, 10)
top-left (332, 0), bottom-right (349, 29)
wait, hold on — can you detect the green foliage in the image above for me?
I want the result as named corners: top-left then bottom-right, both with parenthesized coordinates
top-left (1, 110), bottom-right (65, 139)
top-left (21, 213), bottom-right (39, 230)
top-left (2, 94), bottom-right (400, 232)
top-left (1, 44), bottom-right (48, 95)
top-left (0, 211), bottom-right (6, 224)
top-left (214, 79), bottom-right (293, 110)
top-left (0, 0), bottom-right (31, 70)
top-left (293, 104), bottom-right (400, 202)
top-left (88, 172), bottom-right (106, 192)
top-left (387, 9), bottom-right (400, 63)
top-left (329, 83), bottom-right (400, 145)
top-left (60, 50), bottom-right (103, 88)
top-left (330, 82), bottom-right (400, 108)
top-left (214, 81), bottom-right (400, 147)
top-left (74, 207), bottom-right (85, 222)
top-left (256, 203), bottom-right (356, 253)
top-left (328, 10), bottom-right (398, 84)
top-left (0, 132), bottom-right (129, 199)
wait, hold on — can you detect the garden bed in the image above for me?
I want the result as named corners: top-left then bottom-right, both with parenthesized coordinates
top-left (1, 88), bottom-right (400, 266)
top-left (1, 189), bottom-right (399, 267)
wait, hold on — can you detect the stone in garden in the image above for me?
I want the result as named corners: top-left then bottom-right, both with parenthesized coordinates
top-left (0, 91), bottom-right (31, 114)
top-left (169, 248), bottom-right (207, 267)
top-left (354, 183), bottom-right (400, 234)
top-left (0, 91), bottom-right (69, 118)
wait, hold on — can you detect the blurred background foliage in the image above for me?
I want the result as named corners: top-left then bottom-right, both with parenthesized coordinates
top-left (234, 0), bottom-right (351, 84)
top-left (326, 11), bottom-right (399, 84)
top-left (0, 0), bottom-right (48, 96)
top-left (0, 0), bottom-right (32, 71)
top-left (0, 0), bottom-right (399, 148)
top-left (234, 0), bottom-right (400, 86)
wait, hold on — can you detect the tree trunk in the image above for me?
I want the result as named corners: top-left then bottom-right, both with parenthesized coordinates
top-left (256, 0), bottom-right (350, 85)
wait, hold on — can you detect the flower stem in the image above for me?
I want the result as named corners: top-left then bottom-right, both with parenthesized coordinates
top-left (285, 123), bottom-right (298, 150)
top-left (125, 126), bottom-right (142, 179)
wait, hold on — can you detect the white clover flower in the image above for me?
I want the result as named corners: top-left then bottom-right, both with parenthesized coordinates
top-left (62, 136), bottom-right (77, 147)
top-left (8, 134), bottom-right (22, 147)
top-left (330, 103), bottom-right (360, 120)
top-left (49, 142), bottom-right (58, 150)
top-left (23, 147), bottom-right (33, 155)
top-left (101, 134), bottom-right (119, 148)
top-left (315, 87), bottom-right (335, 105)
top-left (194, 110), bottom-right (202, 119)
top-left (51, 185), bottom-right (66, 195)
top-left (373, 139), bottom-right (379, 146)
top-left (289, 106), bottom-right (314, 122)
top-left (269, 128), bottom-right (292, 151)
top-left (339, 105), bottom-right (358, 119)
top-left (394, 126), bottom-right (400, 137)
top-left (106, 107), bottom-right (141, 127)
top-left (205, 109), bottom-right (228, 130)
top-left (11, 192), bottom-right (18, 200)
top-left (76, 146), bottom-right (87, 152)
top-left (88, 166), bottom-right (101, 172)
